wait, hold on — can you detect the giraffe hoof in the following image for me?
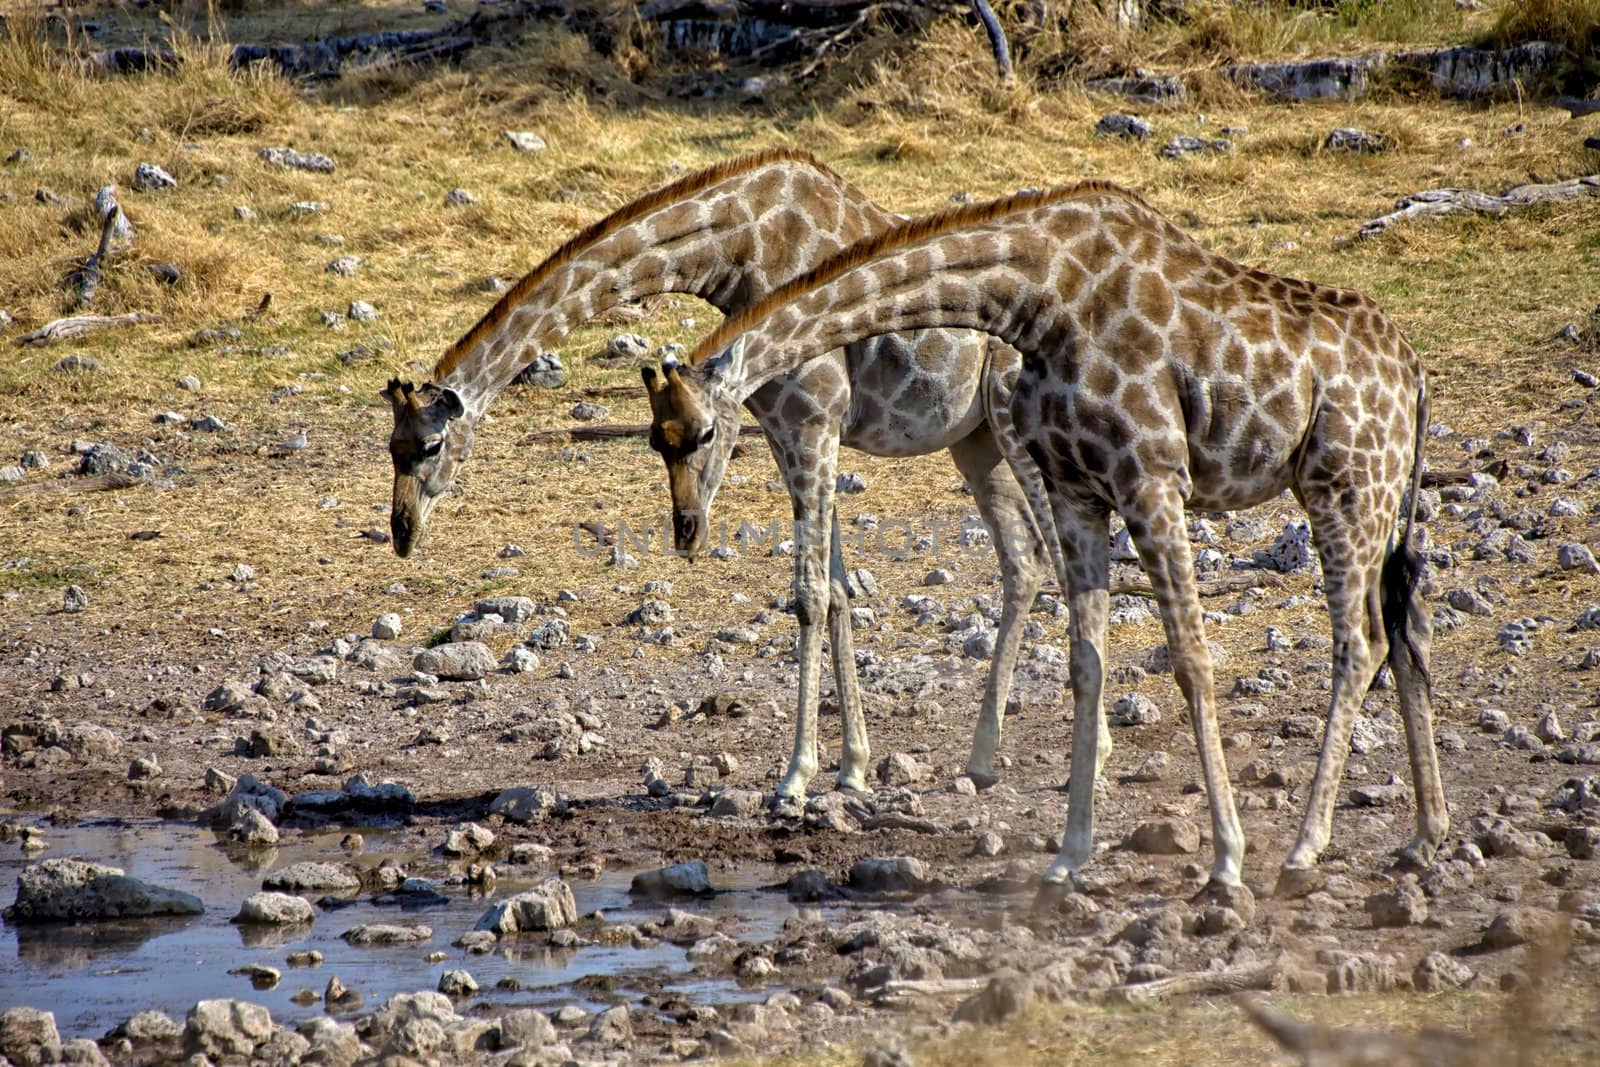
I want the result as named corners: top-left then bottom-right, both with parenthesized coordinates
top-left (766, 794), bottom-right (805, 819)
top-left (1394, 840), bottom-right (1436, 872)
top-left (965, 769), bottom-right (1000, 791)
top-left (1190, 879), bottom-right (1257, 923)
top-left (1032, 877), bottom-right (1083, 913)
top-left (1273, 865), bottom-right (1324, 900)
top-left (835, 775), bottom-right (869, 795)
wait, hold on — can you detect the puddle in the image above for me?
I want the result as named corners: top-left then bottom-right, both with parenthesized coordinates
top-left (0, 816), bottom-right (802, 1040)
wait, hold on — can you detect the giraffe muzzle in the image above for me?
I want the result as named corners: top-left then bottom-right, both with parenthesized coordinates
top-left (390, 477), bottom-right (425, 558)
top-left (672, 509), bottom-right (705, 561)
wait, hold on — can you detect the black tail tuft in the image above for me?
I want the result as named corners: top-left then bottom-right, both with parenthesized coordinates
top-left (1380, 539), bottom-right (1429, 692)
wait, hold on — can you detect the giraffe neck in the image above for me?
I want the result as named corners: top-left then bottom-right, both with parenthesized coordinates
top-left (435, 163), bottom-right (895, 417)
top-left (726, 220), bottom-right (1075, 403)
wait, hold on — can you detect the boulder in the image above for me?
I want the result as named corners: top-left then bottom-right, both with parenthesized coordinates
top-left (413, 641), bottom-right (497, 681)
top-left (0, 1007), bottom-right (59, 1062)
top-left (261, 862), bottom-right (359, 893)
top-left (183, 1000), bottom-right (272, 1059)
top-left (489, 786), bottom-right (560, 823)
top-left (233, 892), bottom-right (314, 926)
top-left (1125, 819), bottom-right (1200, 855)
top-left (848, 857), bottom-right (930, 894)
top-left (341, 923), bottom-right (432, 946)
top-left (5, 859), bottom-right (203, 921)
top-left (629, 861), bottom-right (712, 897)
top-left (474, 880), bottom-right (576, 935)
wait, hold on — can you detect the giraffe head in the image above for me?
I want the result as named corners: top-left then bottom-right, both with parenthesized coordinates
top-left (383, 378), bottom-right (473, 558)
top-left (642, 344), bottom-right (745, 560)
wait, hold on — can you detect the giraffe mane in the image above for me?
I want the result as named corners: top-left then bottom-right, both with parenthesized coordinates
top-left (690, 180), bottom-right (1153, 366)
top-left (431, 147), bottom-right (847, 381)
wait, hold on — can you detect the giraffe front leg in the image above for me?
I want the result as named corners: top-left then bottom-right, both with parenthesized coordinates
top-left (948, 428), bottom-right (1050, 790)
top-left (827, 508), bottom-right (870, 792)
top-left (1040, 500), bottom-right (1111, 895)
top-left (775, 468), bottom-right (837, 803)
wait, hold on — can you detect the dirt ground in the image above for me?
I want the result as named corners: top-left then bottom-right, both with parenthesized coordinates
top-left (2, 2), bottom-right (1600, 1064)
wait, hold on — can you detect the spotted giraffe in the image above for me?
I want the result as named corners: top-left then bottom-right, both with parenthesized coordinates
top-left (384, 149), bottom-right (1106, 801)
top-left (644, 182), bottom-right (1447, 895)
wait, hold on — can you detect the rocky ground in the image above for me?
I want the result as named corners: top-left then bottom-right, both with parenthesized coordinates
top-left (3, 365), bottom-right (1600, 1064)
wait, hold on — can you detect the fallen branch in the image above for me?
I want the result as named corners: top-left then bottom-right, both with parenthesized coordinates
top-left (1237, 994), bottom-right (1478, 1066)
top-left (70, 204), bottom-right (122, 310)
top-left (1357, 175), bottom-right (1600, 239)
top-left (1099, 962), bottom-right (1280, 1005)
top-left (1555, 96), bottom-right (1600, 118)
top-left (1420, 459), bottom-right (1508, 487)
top-left (969, 0), bottom-right (1013, 83)
top-left (858, 813), bottom-right (944, 834)
top-left (869, 977), bottom-right (985, 1005)
top-left (15, 312), bottom-right (164, 347)
top-left (0, 472), bottom-right (144, 500)
top-left (523, 422), bottom-right (766, 443)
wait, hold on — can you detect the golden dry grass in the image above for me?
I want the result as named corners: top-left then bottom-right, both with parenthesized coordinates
top-left (1, 2), bottom-right (1596, 645)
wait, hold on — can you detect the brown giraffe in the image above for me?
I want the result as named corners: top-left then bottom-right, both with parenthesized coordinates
top-left (644, 182), bottom-right (1447, 894)
top-left (383, 149), bottom-right (1097, 800)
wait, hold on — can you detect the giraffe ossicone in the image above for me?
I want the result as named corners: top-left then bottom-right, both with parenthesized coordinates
top-left (659, 181), bottom-right (1447, 894)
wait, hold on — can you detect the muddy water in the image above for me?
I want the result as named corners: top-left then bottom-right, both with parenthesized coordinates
top-left (0, 817), bottom-right (796, 1040)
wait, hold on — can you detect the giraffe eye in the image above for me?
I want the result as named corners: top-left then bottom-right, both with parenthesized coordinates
top-left (699, 426), bottom-right (716, 447)
top-left (421, 435), bottom-right (444, 458)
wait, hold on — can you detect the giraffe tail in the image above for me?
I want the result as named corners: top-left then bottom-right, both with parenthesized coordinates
top-left (1380, 374), bottom-right (1431, 693)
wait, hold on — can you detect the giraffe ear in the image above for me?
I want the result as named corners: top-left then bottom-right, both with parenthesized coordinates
top-left (701, 335), bottom-right (746, 400)
top-left (417, 383), bottom-right (466, 421)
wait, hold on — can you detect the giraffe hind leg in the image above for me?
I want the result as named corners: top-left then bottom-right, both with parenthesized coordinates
top-left (1384, 537), bottom-right (1449, 868)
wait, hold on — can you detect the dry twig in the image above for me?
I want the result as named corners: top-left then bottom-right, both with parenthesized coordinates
top-left (15, 312), bottom-right (164, 347)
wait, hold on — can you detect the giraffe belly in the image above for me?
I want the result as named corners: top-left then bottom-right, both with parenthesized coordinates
top-left (840, 332), bottom-right (986, 457)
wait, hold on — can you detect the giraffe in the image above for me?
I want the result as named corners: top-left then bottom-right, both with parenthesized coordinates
top-left (643, 182), bottom-right (1448, 895)
top-left (383, 149), bottom-right (1105, 800)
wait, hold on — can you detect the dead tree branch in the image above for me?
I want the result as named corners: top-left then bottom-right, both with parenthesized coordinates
top-left (1100, 963), bottom-right (1280, 1005)
top-left (1236, 995), bottom-right (1480, 1066)
top-left (70, 205), bottom-right (122, 310)
top-left (15, 312), bottom-right (164, 347)
top-left (1357, 175), bottom-right (1600, 239)
top-left (970, 0), bottom-right (1014, 83)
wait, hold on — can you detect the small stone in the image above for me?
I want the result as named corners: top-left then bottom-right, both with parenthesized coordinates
top-left (340, 923), bottom-right (432, 945)
top-left (438, 969), bottom-right (478, 997)
top-left (326, 255), bottom-right (360, 277)
top-left (570, 401), bottom-right (610, 421)
top-left (1482, 907), bottom-right (1554, 950)
top-left (132, 162), bottom-right (177, 191)
top-left (1127, 751), bottom-right (1170, 782)
top-left (258, 146), bottom-right (335, 173)
top-left (234, 892), bottom-right (314, 926)
top-left (233, 204), bottom-right (257, 221)
top-left (1324, 127), bottom-right (1388, 153)
top-left (1558, 543), bottom-right (1600, 574)
top-left (837, 472), bottom-right (867, 493)
top-left (177, 374), bottom-right (202, 391)
top-left (1161, 135), bottom-right (1230, 158)
top-left (503, 131), bottom-right (547, 152)
top-left (876, 751), bottom-right (922, 786)
top-left (1111, 692), bottom-right (1161, 726)
top-left (372, 612), bottom-right (402, 640)
top-left (445, 188), bottom-right (476, 206)
top-left (262, 862), bottom-right (359, 893)
top-left (1536, 710), bottom-right (1566, 743)
top-left (1126, 818), bottom-right (1200, 855)
top-left (62, 585), bottom-right (89, 613)
top-left (630, 861), bottom-right (711, 897)
top-left (474, 880), bottom-right (576, 934)
top-left (182, 999), bottom-right (272, 1058)
top-left (443, 822), bottom-right (495, 856)
top-left (1365, 880), bottom-right (1428, 927)
top-left (1096, 112), bottom-right (1152, 139)
top-left (848, 856), bottom-right (929, 893)
top-left (413, 641), bottom-right (497, 681)
top-left (347, 300), bottom-right (377, 322)
top-left (973, 831), bottom-right (1005, 857)
top-left (128, 756), bottom-right (161, 780)
top-left (490, 786), bottom-right (560, 823)
top-left (228, 963), bottom-right (280, 988)
top-left (0, 1007), bottom-right (59, 1060)
top-left (1413, 950), bottom-right (1474, 992)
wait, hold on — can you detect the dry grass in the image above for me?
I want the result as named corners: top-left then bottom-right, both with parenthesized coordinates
top-left (1, 2), bottom-right (1595, 632)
